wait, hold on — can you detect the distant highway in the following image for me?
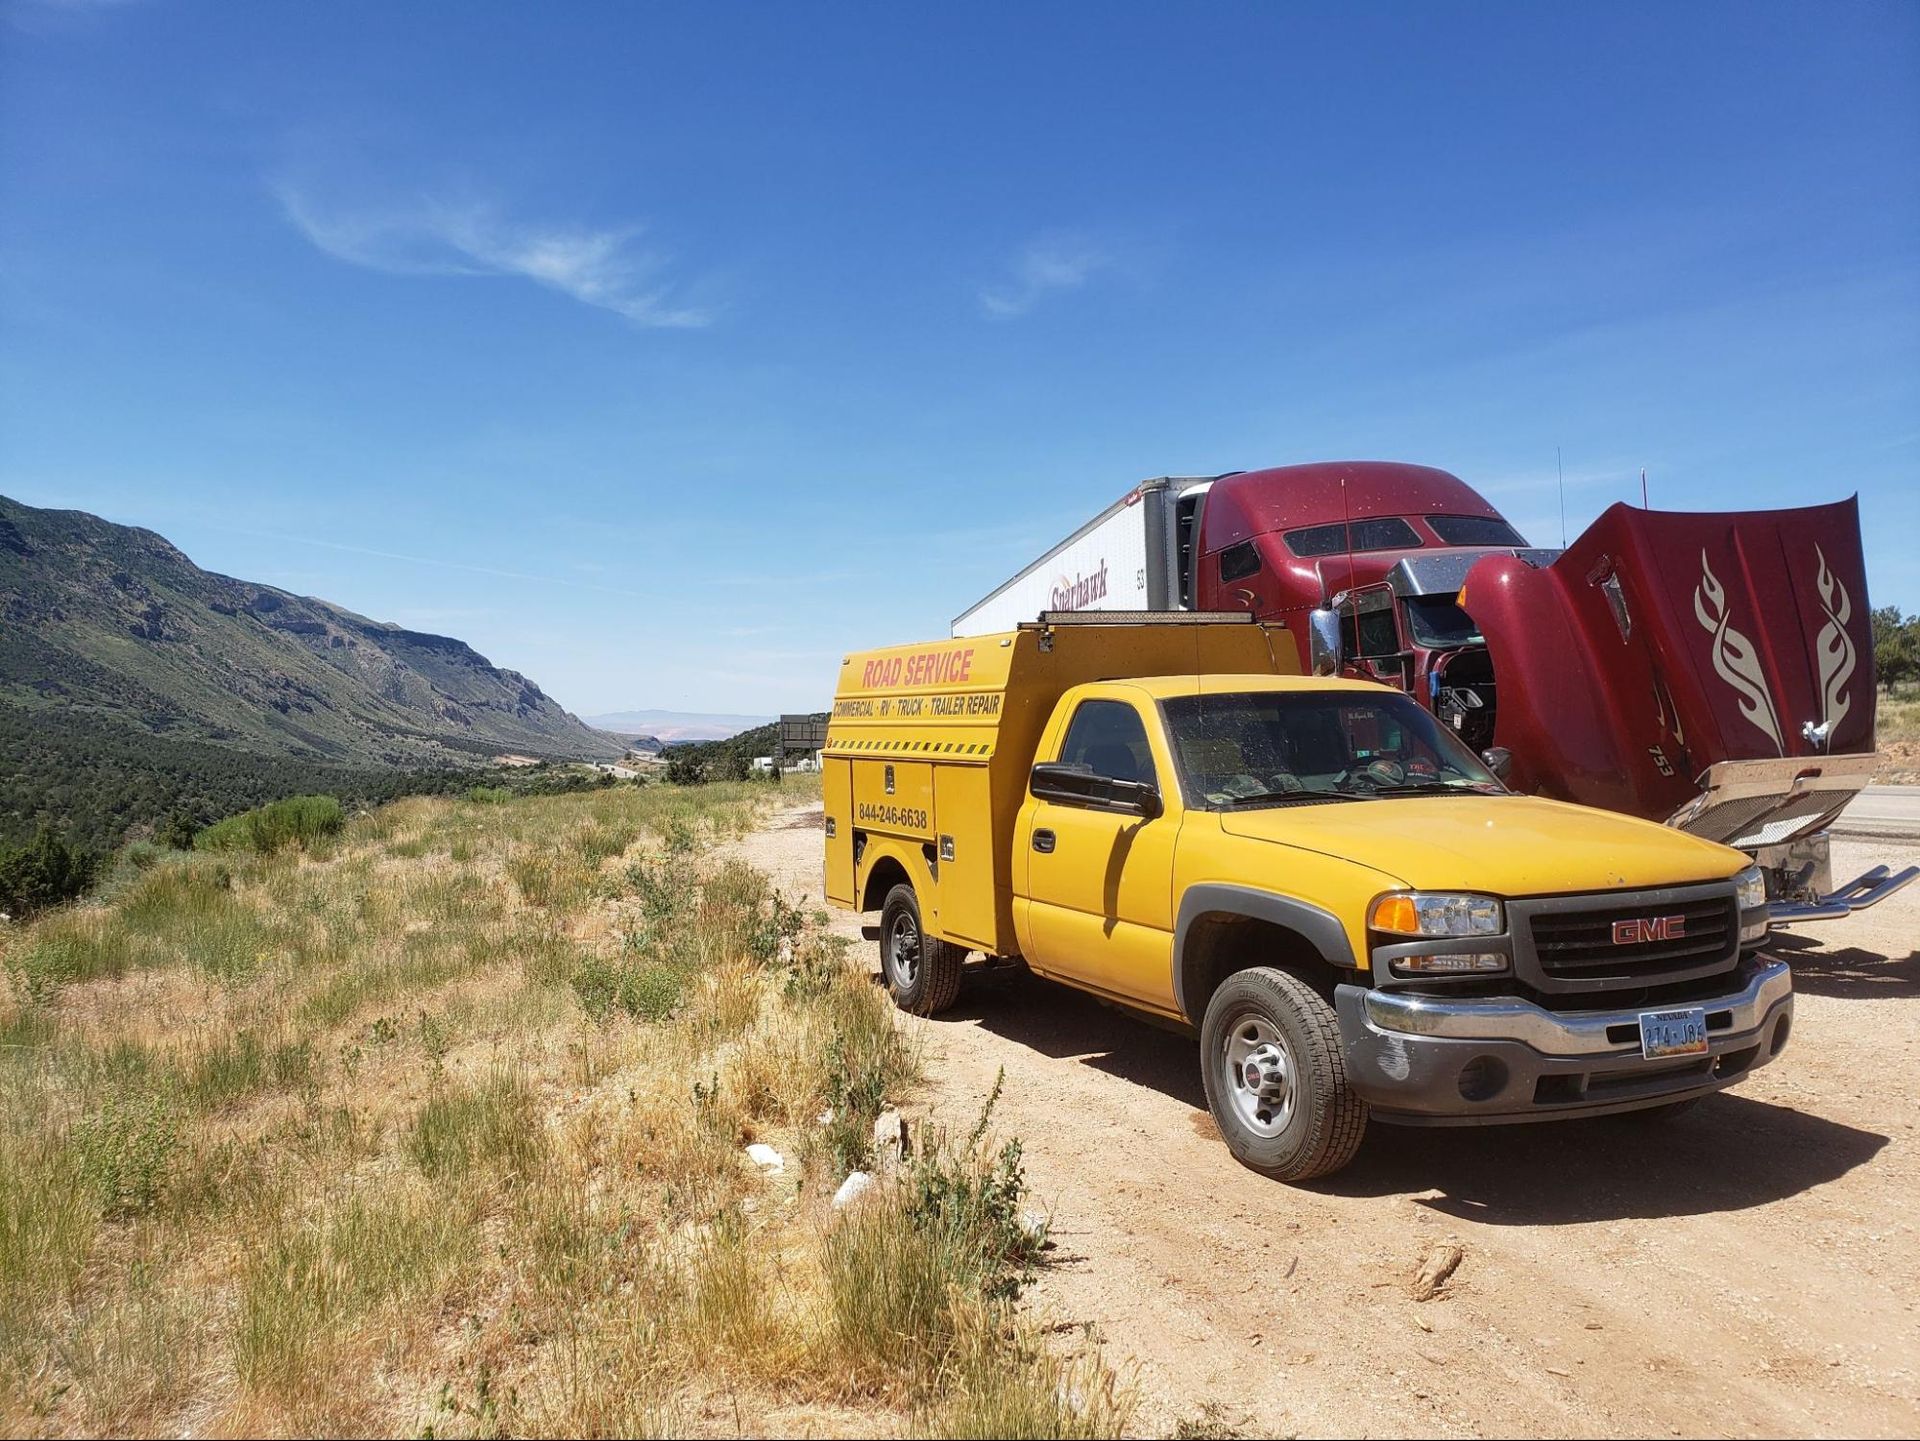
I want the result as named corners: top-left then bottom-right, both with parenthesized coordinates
top-left (1834, 784), bottom-right (1920, 841)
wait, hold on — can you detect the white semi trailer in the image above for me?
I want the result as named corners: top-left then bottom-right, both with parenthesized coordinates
top-left (950, 476), bottom-right (1218, 636)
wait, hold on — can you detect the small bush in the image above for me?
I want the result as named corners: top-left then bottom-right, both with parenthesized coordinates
top-left (825, 1077), bottom-right (1046, 1385)
top-left (196, 795), bottom-right (344, 856)
top-left (0, 825), bottom-right (99, 918)
top-left (157, 811), bottom-right (201, 850)
top-left (73, 1090), bottom-right (179, 1217)
top-left (407, 1071), bottom-right (542, 1179)
top-left (465, 785), bottom-right (512, 805)
top-left (570, 951), bottom-right (685, 1023)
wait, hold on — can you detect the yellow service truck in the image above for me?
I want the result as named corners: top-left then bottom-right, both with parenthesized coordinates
top-left (822, 613), bottom-right (1790, 1181)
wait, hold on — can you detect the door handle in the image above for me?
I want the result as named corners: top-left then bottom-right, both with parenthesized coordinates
top-left (1032, 828), bottom-right (1056, 854)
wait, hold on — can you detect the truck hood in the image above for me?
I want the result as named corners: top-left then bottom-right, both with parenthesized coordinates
top-left (1216, 794), bottom-right (1744, 896)
top-left (1459, 498), bottom-right (1875, 822)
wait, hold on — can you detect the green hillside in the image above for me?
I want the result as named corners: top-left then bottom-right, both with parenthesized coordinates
top-left (0, 495), bottom-right (624, 847)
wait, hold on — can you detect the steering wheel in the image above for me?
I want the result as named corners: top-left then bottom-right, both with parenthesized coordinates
top-left (1337, 758), bottom-right (1407, 789)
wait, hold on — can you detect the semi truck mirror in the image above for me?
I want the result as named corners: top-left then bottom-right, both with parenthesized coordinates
top-left (1309, 606), bottom-right (1342, 675)
top-left (1481, 746), bottom-right (1512, 781)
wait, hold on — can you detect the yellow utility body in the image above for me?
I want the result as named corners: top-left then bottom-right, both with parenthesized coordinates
top-left (824, 614), bottom-right (1793, 1182)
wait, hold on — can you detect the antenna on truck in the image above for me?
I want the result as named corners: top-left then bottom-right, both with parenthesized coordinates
top-left (1557, 446), bottom-right (1567, 546)
top-left (1340, 473), bottom-right (1356, 596)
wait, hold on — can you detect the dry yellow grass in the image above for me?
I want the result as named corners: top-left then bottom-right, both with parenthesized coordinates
top-left (0, 779), bottom-right (1124, 1438)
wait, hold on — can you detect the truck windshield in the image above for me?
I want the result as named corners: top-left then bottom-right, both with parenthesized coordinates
top-left (1426, 515), bottom-right (1526, 547)
top-left (1162, 690), bottom-right (1504, 807)
top-left (1402, 594), bottom-right (1484, 649)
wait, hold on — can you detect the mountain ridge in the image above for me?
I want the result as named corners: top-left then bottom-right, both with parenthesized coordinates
top-left (0, 495), bottom-right (622, 768)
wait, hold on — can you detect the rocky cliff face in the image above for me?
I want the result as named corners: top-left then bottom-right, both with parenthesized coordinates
top-left (0, 495), bottom-right (622, 765)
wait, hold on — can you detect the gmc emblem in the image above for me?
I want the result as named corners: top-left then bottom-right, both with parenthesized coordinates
top-left (1613, 915), bottom-right (1686, 945)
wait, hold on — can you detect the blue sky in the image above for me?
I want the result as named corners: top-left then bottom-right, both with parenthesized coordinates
top-left (3, 1), bottom-right (1916, 717)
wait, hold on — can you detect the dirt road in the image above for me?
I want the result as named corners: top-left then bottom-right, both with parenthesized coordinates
top-left (731, 810), bottom-right (1920, 1439)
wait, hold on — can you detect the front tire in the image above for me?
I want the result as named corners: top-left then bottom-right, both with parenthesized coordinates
top-left (1200, 967), bottom-right (1368, 1182)
top-left (878, 883), bottom-right (964, 1016)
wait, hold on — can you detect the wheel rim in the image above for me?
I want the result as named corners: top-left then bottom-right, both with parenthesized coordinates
top-left (888, 912), bottom-right (920, 989)
top-left (1221, 1012), bottom-right (1298, 1138)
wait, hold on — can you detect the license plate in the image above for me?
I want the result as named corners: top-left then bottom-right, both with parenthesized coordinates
top-left (1639, 1006), bottom-right (1709, 1060)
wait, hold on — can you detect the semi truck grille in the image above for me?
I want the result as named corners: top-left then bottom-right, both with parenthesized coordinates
top-left (1526, 895), bottom-right (1736, 984)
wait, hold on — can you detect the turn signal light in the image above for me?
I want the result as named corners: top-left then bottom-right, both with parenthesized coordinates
top-left (1369, 892), bottom-right (1504, 937)
top-left (1390, 952), bottom-right (1508, 977)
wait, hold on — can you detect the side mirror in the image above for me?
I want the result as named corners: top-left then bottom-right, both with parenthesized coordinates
top-left (1308, 606), bottom-right (1342, 676)
top-left (1481, 746), bottom-right (1512, 782)
top-left (1031, 762), bottom-right (1163, 818)
top-left (1117, 777), bottom-right (1165, 819)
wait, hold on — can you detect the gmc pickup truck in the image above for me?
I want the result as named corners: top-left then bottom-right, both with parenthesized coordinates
top-left (823, 614), bottom-right (1789, 1182)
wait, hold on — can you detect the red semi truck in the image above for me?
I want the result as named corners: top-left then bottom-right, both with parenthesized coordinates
top-left (952, 461), bottom-right (1914, 920)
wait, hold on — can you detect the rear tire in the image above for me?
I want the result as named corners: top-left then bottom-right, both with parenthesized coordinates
top-left (878, 883), bottom-right (964, 1016)
top-left (1200, 967), bottom-right (1368, 1182)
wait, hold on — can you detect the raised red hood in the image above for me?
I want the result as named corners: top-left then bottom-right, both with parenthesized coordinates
top-left (1461, 498), bottom-right (1875, 822)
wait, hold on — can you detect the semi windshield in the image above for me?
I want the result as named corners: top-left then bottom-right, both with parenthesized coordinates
top-left (1162, 690), bottom-right (1504, 808)
top-left (1427, 515), bottom-right (1526, 547)
top-left (1402, 594), bottom-right (1484, 649)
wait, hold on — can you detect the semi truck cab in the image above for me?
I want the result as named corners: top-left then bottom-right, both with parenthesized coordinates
top-left (956, 460), bottom-right (1911, 921)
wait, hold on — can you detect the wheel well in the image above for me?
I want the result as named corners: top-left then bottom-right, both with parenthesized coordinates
top-left (860, 855), bottom-right (911, 912)
top-left (1179, 913), bottom-right (1345, 1021)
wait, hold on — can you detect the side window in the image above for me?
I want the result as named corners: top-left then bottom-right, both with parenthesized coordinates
top-left (1056, 700), bottom-right (1156, 786)
top-left (1218, 540), bottom-right (1262, 584)
top-left (1341, 596), bottom-right (1401, 658)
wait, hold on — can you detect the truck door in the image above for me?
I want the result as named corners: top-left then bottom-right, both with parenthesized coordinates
top-left (1016, 696), bottom-right (1181, 1013)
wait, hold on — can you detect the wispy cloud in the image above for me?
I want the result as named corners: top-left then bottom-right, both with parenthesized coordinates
top-left (275, 184), bottom-right (712, 327)
top-left (979, 234), bottom-right (1112, 318)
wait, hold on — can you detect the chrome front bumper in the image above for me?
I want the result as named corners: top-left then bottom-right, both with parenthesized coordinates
top-left (1362, 956), bottom-right (1792, 1056)
top-left (1333, 956), bottom-right (1795, 1124)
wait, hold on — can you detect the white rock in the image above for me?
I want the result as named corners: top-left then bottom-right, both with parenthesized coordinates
top-left (872, 1109), bottom-right (908, 1166)
top-left (1019, 1208), bottom-right (1050, 1242)
top-left (832, 1171), bottom-right (875, 1209)
top-left (817, 1109), bottom-right (835, 1126)
top-left (745, 1143), bottom-right (785, 1174)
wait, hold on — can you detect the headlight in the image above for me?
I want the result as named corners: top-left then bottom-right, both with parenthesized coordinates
top-left (1734, 864), bottom-right (1769, 944)
top-left (1369, 892), bottom-right (1504, 937)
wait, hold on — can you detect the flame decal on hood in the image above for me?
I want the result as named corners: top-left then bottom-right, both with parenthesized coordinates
top-left (1693, 550), bottom-right (1783, 753)
top-left (1813, 543), bottom-right (1855, 738)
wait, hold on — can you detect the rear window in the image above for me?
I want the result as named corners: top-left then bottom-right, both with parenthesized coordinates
top-left (1283, 518), bottom-right (1422, 558)
top-left (1426, 515), bottom-right (1526, 547)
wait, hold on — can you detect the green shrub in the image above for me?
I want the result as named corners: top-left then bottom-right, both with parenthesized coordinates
top-left (196, 795), bottom-right (344, 856)
top-left (407, 1071), bottom-right (542, 1179)
top-left (157, 811), bottom-right (201, 850)
top-left (570, 952), bottom-right (686, 1023)
top-left (464, 786), bottom-right (511, 805)
top-left (73, 1090), bottom-right (179, 1217)
top-left (0, 826), bottom-right (100, 918)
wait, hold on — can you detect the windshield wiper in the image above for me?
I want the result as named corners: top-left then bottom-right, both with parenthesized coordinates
top-left (1218, 790), bottom-right (1362, 807)
top-left (1383, 781), bottom-right (1505, 796)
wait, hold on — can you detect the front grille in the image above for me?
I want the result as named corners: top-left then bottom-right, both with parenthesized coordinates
top-left (1525, 894), bottom-right (1737, 987)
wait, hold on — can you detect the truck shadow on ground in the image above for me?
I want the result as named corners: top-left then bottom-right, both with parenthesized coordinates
top-left (1764, 934), bottom-right (1920, 998)
top-left (938, 966), bottom-right (1888, 1227)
